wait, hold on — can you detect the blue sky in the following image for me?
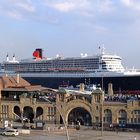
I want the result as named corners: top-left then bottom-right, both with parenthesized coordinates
top-left (0, 0), bottom-right (140, 68)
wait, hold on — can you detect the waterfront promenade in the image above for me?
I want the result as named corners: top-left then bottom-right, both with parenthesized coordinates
top-left (0, 128), bottom-right (139, 140)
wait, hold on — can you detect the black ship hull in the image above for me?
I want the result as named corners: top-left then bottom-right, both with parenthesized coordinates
top-left (23, 76), bottom-right (140, 92)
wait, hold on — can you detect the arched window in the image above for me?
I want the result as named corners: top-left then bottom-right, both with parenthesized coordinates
top-left (118, 109), bottom-right (127, 125)
top-left (131, 110), bottom-right (140, 124)
top-left (13, 106), bottom-right (21, 119)
top-left (23, 106), bottom-right (34, 123)
top-left (104, 109), bottom-right (112, 124)
top-left (36, 107), bottom-right (43, 120)
top-left (68, 107), bottom-right (92, 126)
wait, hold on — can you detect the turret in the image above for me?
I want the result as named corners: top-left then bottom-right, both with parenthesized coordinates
top-left (91, 88), bottom-right (104, 129)
top-left (108, 83), bottom-right (114, 96)
top-left (79, 83), bottom-right (85, 92)
top-left (92, 88), bottom-right (104, 104)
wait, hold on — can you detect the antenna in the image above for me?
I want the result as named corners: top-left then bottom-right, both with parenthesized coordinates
top-left (13, 53), bottom-right (16, 62)
top-left (101, 44), bottom-right (105, 54)
top-left (6, 53), bottom-right (9, 62)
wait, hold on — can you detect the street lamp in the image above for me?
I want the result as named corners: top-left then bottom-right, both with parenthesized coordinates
top-left (101, 74), bottom-right (104, 137)
top-left (101, 74), bottom-right (104, 90)
top-left (101, 90), bottom-right (104, 137)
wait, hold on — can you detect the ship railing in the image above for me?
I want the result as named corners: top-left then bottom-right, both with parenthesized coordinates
top-left (125, 69), bottom-right (140, 72)
top-left (16, 69), bottom-right (91, 73)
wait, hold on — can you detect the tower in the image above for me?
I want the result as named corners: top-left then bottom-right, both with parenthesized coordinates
top-left (108, 83), bottom-right (114, 96)
top-left (91, 88), bottom-right (104, 129)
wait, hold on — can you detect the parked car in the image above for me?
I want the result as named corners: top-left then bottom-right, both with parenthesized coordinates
top-left (2, 129), bottom-right (19, 136)
top-left (0, 128), bottom-right (6, 135)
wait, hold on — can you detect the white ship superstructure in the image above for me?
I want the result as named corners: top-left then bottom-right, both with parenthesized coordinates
top-left (1, 48), bottom-right (126, 76)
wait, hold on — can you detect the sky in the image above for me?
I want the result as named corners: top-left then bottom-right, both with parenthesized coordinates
top-left (0, 0), bottom-right (140, 68)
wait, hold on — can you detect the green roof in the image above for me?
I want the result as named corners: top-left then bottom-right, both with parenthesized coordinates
top-left (92, 88), bottom-right (104, 95)
top-left (58, 88), bottom-right (67, 94)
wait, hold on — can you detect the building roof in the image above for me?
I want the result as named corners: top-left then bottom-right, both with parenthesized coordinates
top-left (0, 75), bottom-right (46, 92)
top-left (0, 75), bottom-right (30, 89)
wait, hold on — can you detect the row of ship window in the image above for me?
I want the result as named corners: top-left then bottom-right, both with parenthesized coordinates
top-left (5, 65), bottom-right (100, 70)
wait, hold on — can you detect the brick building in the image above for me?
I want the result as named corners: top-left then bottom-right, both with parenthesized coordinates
top-left (0, 76), bottom-right (140, 129)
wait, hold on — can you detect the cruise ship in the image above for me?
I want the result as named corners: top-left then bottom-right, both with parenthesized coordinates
top-left (1, 48), bottom-right (140, 92)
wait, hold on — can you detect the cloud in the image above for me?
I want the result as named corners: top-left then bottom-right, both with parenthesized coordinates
top-left (43, 0), bottom-right (91, 13)
top-left (0, 0), bottom-right (35, 20)
top-left (1, 0), bottom-right (139, 28)
top-left (6, 9), bottom-right (23, 20)
top-left (93, 25), bottom-right (108, 33)
top-left (47, 2), bottom-right (76, 12)
top-left (98, 0), bottom-right (115, 13)
top-left (15, 0), bottom-right (35, 12)
top-left (121, 0), bottom-right (131, 6)
top-left (121, 0), bottom-right (140, 11)
top-left (42, 0), bottom-right (116, 21)
top-left (0, 0), bottom-right (116, 22)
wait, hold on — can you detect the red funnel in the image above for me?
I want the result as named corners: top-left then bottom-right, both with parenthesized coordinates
top-left (33, 50), bottom-right (40, 58)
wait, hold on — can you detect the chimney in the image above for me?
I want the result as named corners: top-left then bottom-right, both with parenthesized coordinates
top-left (79, 83), bottom-right (85, 92)
top-left (16, 74), bottom-right (20, 84)
top-left (108, 83), bottom-right (113, 96)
